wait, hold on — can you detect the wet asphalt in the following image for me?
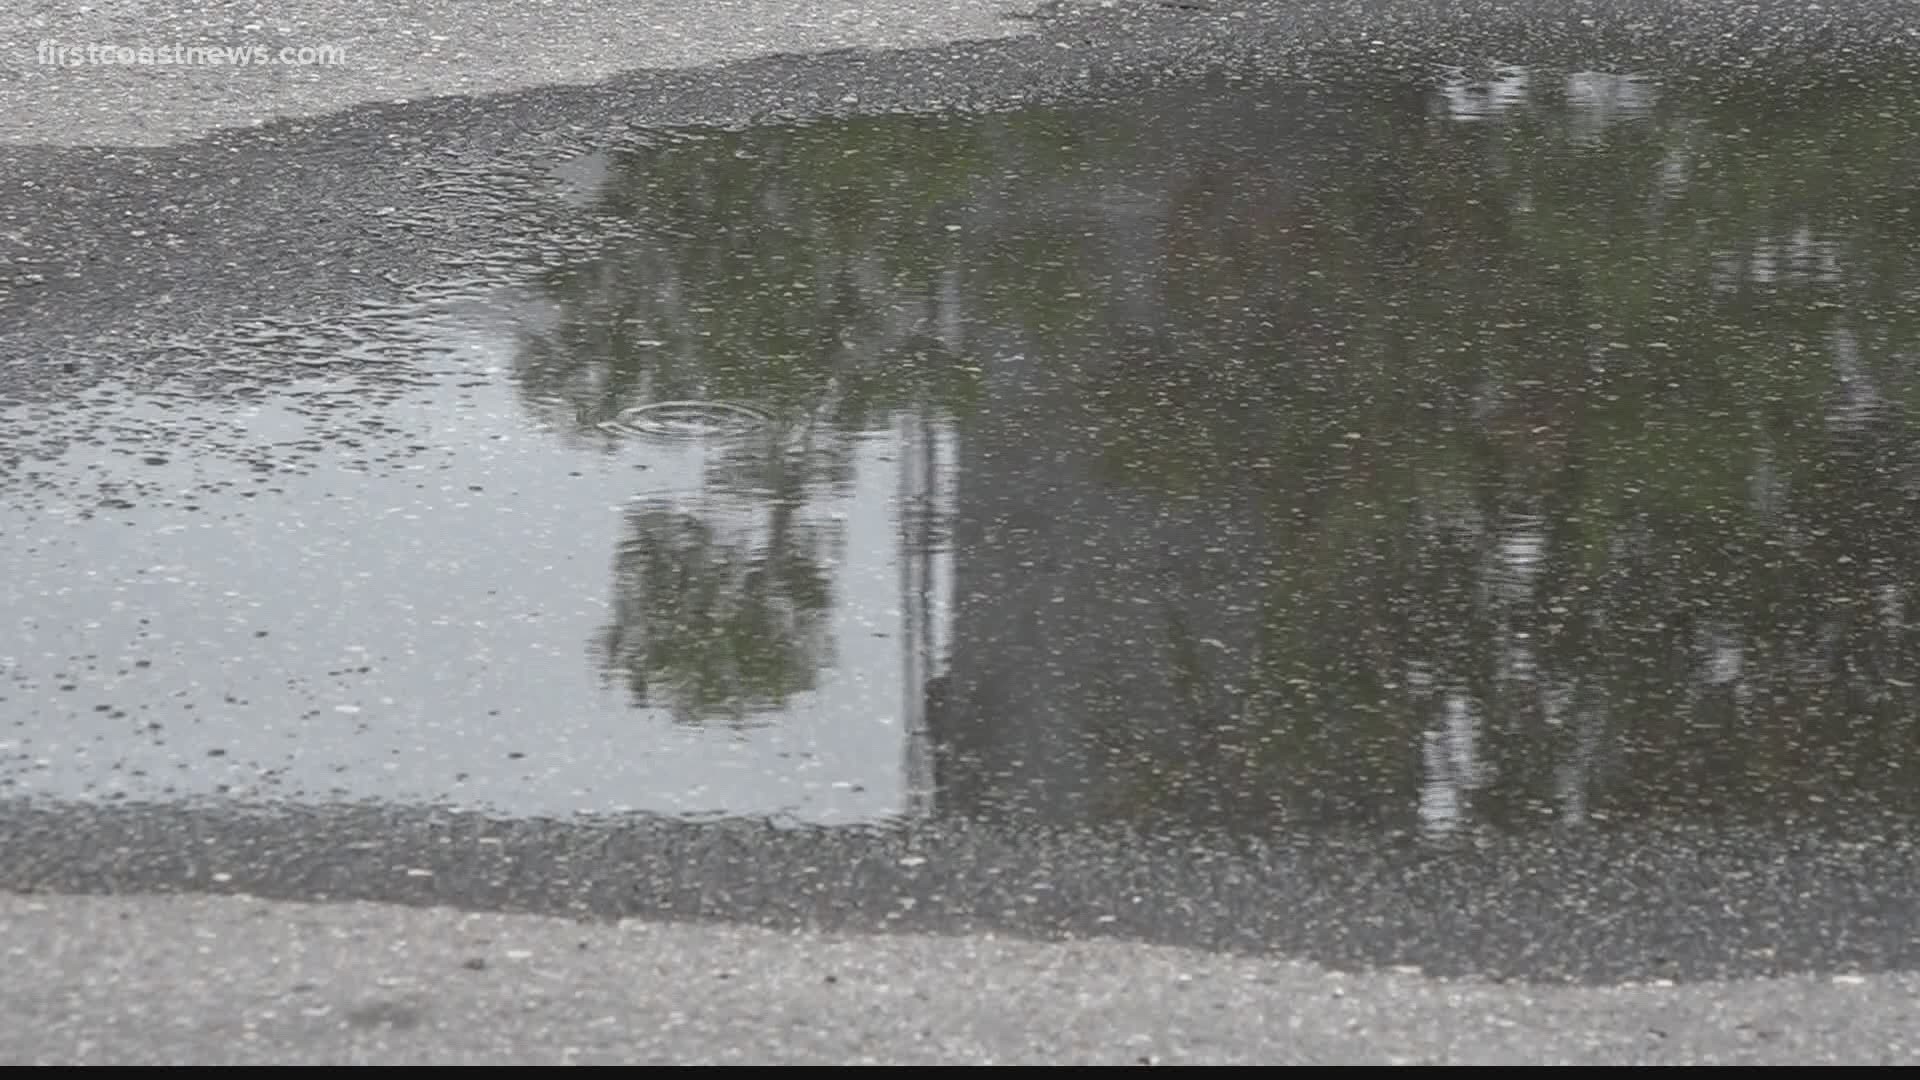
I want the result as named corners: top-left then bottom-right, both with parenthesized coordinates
top-left (5, 0), bottom-right (1920, 1064)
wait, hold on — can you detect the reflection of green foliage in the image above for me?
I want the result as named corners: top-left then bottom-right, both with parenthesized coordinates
top-left (597, 495), bottom-right (837, 724)
top-left (1192, 70), bottom-right (1920, 828)
top-left (936, 66), bottom-right (1920, 831)
top-left (513, 113), bottom-right (1085, 444)
top-left (524, 59), bottom-right (1920, 823)
top-left (526, 115), bottom-right (1085, 720)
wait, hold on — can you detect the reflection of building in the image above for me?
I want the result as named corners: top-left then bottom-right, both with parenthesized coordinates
top-left (929, 337), bottom-right (1271, 826)
top-left (922, 94), bottom-right (1329, 828)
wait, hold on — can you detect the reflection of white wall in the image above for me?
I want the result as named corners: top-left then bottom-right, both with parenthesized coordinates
top-left (1825, 326), bottom-right (1881, 433)
top-left (1713, 227), bottom-right (1846, 291)
top-left (0, 299), bottom-right (952, 827)
top-left (1562, 71), bottom-right (1657, 142)
top-left (1435, 65), bottom-right (1532, 122)
top-left (1434, 67), bottom-right (1659, 143)
top-left (1419, 692), bottom-right (1483, 835)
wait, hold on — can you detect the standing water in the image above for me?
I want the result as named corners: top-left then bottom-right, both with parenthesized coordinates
top-left (4, 60), bottom-right (1919, 845)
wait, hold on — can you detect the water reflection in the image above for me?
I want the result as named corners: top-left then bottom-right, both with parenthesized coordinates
top-left (505, 116), bottom-right (984, 731)
top-left (4, 60), bottom-right (1918, 837)
top-left (518, 62), bottom-right (1920, 834)
top-left (597, 485), bottom-right (839, 725)
top-left (0, 291), bottom-right (937, 825)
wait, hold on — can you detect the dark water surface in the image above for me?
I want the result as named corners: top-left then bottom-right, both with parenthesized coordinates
top-left (6, 60), bottom-right (1920, 851)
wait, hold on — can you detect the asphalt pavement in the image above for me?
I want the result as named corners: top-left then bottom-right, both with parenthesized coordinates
top-left (6, 891), bottom-right (1916, 1065)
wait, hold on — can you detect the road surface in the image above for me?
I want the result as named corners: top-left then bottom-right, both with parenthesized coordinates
top-left (3, 0), bottom-right (1918, 1064)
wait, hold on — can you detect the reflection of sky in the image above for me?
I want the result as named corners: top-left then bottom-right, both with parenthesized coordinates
top-left (0, 295), bottom-right (951, 825)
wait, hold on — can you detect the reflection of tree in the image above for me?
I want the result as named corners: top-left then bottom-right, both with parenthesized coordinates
top-left (517, 116), bottom-right (1043, 722)
top-left (596, 474), bottom-right (839, 725)
top-left (935, 66), bottom-right (1920, 834)
top-left (1210, 70), bottom-right (1920, 831)
top-left (512, 60), bottom-right (1920, 822)
top-left (1318, 72), bottom-right (1916, 831)
top-left (511, 116), bottom-right (1006, 452)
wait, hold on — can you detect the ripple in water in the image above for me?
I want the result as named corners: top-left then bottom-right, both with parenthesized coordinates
top-left (600, 400), bottom-right (772, 440)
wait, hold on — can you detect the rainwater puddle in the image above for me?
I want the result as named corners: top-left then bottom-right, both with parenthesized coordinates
top-left (4, 59), bottom-right (1918, 837)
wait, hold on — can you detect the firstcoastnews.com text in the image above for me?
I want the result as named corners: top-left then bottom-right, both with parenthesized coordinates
top-left (37, 41), bottom-right (347, 68)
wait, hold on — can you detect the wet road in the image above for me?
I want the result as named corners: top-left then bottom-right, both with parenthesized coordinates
top-left (5, 0), bottom-right (1920, 1064)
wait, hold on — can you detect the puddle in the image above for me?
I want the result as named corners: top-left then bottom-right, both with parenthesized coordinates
top-left (3, 60), bottom-right (1918, 837)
